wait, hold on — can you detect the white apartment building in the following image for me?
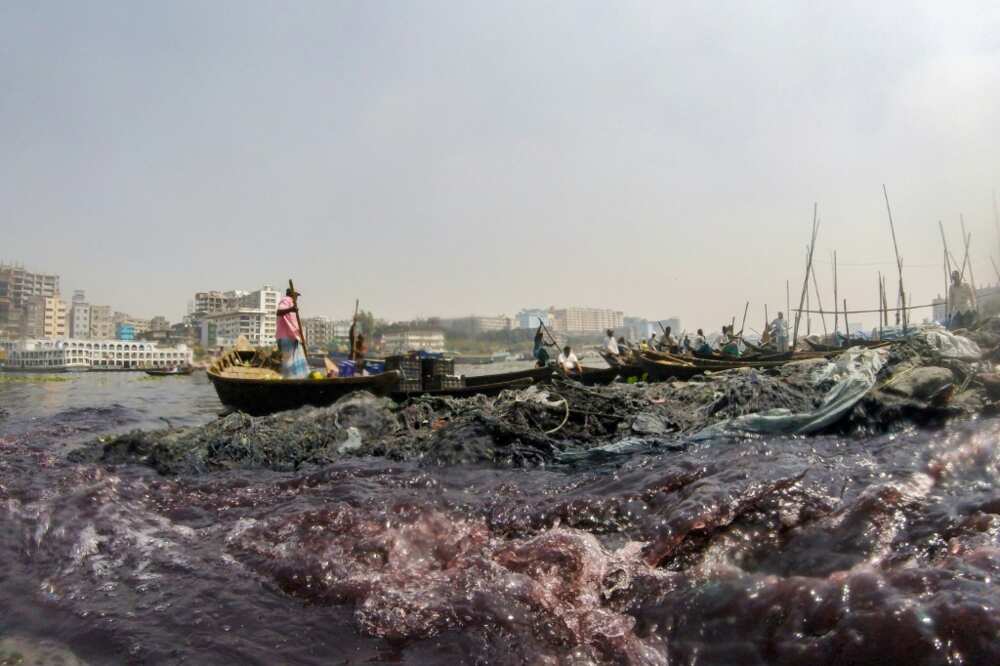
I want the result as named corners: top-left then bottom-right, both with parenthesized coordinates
top-left (549, 307), bottom-right (624, 334)
top-left (382, 330), bottom-right (447, 353)
top-left (199, 286), bottom-right (280, 348)
top-left (1, 339), bottom-right (193, 371)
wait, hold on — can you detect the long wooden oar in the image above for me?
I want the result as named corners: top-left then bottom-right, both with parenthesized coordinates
top-left (288, 279), bottom-right (308, 357)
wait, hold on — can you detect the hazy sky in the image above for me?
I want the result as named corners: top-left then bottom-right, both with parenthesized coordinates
top-left (3, 1), bottom-right (999, 331)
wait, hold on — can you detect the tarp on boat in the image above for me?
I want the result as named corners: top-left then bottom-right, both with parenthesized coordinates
top-left (690, 346), bottom-right (888, 438)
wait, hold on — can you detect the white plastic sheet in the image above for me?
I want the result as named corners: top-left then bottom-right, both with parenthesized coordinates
top-left (920, 325), bottom-right (982, 361)
top-left (691, 347), bottom-right (888, 439)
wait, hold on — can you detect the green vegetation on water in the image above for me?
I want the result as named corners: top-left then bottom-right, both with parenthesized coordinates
top-left (0, 374), bottom-right (74, 383)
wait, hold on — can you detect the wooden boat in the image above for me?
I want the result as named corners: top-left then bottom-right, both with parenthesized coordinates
top-left (145, 366), bottom-right (194, 376)
top-left (207, 349), bottom-right (402, 416)
top-left (643, 348), bottom-right (838, 369)
top-left (804, 339), bottom-right (892, 353)
top-left (463, 366), bottom-right (556, 387)
top-left (636, 356), bottom-right (709, 382)
top-left (390, 377), bottom-right (533, 402)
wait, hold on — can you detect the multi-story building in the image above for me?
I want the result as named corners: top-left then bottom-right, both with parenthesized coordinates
top-left (149, 316), bottom-right (170, 331)
top-left (516, 309), bottom-right (550, 330)
top-left (301, 317), bottom-right (353, 347)
top-left (68, 291), bottom-right (91, 339)
top-left (1, 338), bottom-right (193, 371)
top-left (23, 295), bottom-right (67, 339)
top-left (0, 263), bottom-right (60, 309)
top-left (0, 264), bottom-right (60, 338)
top-left (440, 315), bottom-right (512, 336)
top-left (622, 316), bottom-right (681, 342)
top-left (198, 286), bottom-right (280, 348)
top-left (90, 305), bottom-right (114, 340)
top-left (114, 312), bottom-right (151, 335)
top-left (117, 323), bottom-right (136, 341)
top-left (382, 329), bottom-right (447, 353)
top-left (548, 307), bottom-right (624, 334)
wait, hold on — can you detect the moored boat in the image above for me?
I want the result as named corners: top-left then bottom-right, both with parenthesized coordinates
top-left (207, 349), bottom-right (402, 416)
top-left (145, 366), bottom-right (195, 376)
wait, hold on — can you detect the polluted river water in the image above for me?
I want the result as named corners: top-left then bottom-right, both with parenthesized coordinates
top-left (1, 364), bottom-right (1000, 665)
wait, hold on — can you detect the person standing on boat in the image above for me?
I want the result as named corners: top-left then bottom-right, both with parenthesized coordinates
top-left (948, 270), bottom-right (977, 330)
top-left (769, 312), bottom-right (789, 352)
top-left (604, 329), bottom-right (620, 357)
top-left (533, 326), bottom-right (554, 367)
top-left (660, 326), bottom-right (678, 352)
top-left (275, 288), bottom-right (309, 379)
top-left (558, 345), bottom-right (583, 376)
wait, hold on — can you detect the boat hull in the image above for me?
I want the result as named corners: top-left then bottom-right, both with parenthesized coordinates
top-left (207, 369), bottom-right (402, 416)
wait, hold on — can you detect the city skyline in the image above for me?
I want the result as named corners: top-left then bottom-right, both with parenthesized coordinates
top-left (3, 3), bottom-right (999, 330)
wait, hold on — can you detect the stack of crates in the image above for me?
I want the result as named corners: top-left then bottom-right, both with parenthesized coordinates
top-left (420, 357), bottom-right (455, 384)
top-left (425, 375), bottom-right (463, 390)
top-left (385, 355), bottom-right (424, 392)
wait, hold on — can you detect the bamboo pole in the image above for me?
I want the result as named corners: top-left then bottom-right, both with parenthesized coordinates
top-left (288, 279), bottom-right (308, 356)
top-left (877, 274), bottom-right (883, 340)
top-left (938, 220), bottom-right (952, 320)
top-left (792, 204), bottom-right (819, 348)
top-left (961, 215), bottom-right (979, 312)
top-left (994, 189), bottom-right (1000, 266)
top-left (882, 185), bottom-right (907, 330)
top-left (881, 275), bottom-right (889, 328)
top-left (843, 299), bottom-right (849, 342)
top-left (793, 302), bottom-right (935, 315)
top-left (809, 262), bottom-right (828, 337)
top-left (832, 251), bottom-right (839, 337)
top-left (786, 280), bottom-right (790, 322)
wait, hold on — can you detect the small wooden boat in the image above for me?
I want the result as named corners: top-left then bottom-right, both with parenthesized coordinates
top-left (145, 366), bottom-right (195, 376)
top-left (390, 377), bottom-right (533, 402)
top-left (207, 349), bottom-right (402, 416)
top-left (463, 366), bottom-right (556, 387)
top-left (636, 356), bottom-right (708, 382)
top-left (804, 339), bottom-right (892, 353)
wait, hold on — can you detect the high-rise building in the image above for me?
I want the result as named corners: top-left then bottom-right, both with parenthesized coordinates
top-left (516, 309), bottom-right (550, 330)
top-left (69, 302), bottom-right (91, 339)
top-left (0, 263), bottom-right (60, 338)
top-left (0, 263), bottom-right (60, 309)
top-left (548, 307), bottom-right (624, 334)
top-left (23, 295), bottom-right (67, 339)
top-left (89, 305), bottom-right (114, 340)
top-left (198, 286), bottom-right (281, 348)
top-left (440, 315), bottom-right (512, 336)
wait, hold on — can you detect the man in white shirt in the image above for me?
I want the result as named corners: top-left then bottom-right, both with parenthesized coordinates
top-left (558, 345), bottom-right (582, 376)
top-left (604, 329), bottom-right (620, 356)
top-left (769, 312), bottom-right (789, 352)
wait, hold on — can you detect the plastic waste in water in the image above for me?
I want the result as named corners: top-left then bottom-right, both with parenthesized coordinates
top-left (339, 427), bottom-right (363, 453)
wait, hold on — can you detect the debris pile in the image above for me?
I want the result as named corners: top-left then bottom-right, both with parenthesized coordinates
top-left (70, 324), bottom-right (1000, 474)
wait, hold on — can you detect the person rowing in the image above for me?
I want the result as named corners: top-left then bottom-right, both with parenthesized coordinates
top-left (275, 287), bottom-right (309, 379)
top-left (533, 325), bottom-right (556, 367)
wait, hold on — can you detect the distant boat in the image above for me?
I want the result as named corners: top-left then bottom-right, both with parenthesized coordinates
top-left (145, 366), bottom-right (195, 376)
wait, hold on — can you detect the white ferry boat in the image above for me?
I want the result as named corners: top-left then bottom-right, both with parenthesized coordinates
top-left (0, 339), bottom-right (193, 372)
